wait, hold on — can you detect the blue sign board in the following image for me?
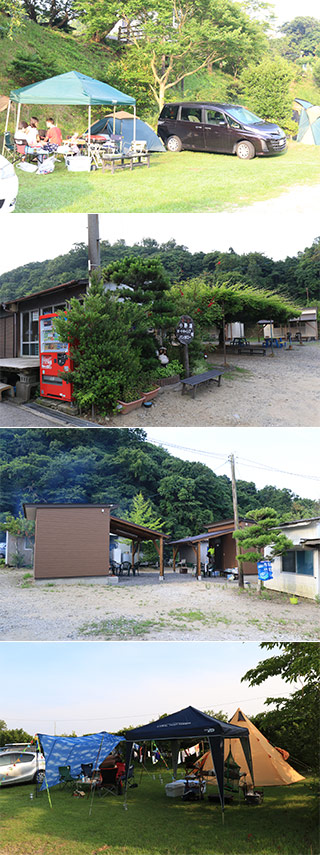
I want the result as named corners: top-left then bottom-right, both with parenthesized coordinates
top-left (257, 560), bottom-right (273, 580)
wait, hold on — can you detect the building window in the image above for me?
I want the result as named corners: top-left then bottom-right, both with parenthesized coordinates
top-left (21, 310), bottom-right (39, 356)
top-left (282, 550), bottom-right (314, 576)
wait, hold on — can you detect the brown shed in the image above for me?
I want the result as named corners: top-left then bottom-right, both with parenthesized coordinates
top-left (23, 503), bottom-right (168, 581)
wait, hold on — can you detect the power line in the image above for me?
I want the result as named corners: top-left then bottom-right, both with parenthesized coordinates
top-left (147, 438), bottom-right (319, 484)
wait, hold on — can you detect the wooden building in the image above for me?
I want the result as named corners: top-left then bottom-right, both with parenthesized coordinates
top-left (23, 503), bottom-right (168, 581)
top-left (170, 518), bottom-right (258, 580)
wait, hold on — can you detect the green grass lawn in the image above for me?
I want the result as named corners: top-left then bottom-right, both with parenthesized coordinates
top-left (0, 774), bottom-right (317, 855)
top-left (14, 141), bottom-right (320, 213)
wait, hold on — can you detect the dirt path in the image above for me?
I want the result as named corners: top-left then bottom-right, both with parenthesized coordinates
top-left (109, 342), bottom-right (320, 427)
top-left (1, 567), bottom-right (318, 642)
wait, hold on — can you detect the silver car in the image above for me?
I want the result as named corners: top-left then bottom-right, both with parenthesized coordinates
top-left (0, 748), bottom-right (45, 785)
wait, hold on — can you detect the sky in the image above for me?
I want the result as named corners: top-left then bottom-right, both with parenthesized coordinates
top-left (1, 641), bottom-right (294, 736)
top-left (0, 211), bottom-right (319, 277)
top-left (270, 0), bottom-right (319, 25)
top-left (145, 427), bottom-right (320, 501)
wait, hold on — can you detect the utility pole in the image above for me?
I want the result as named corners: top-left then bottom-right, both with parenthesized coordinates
top-left (87, 214), bottom-right (101, 286)
top-left (229, 453), bottom-right (243, 588)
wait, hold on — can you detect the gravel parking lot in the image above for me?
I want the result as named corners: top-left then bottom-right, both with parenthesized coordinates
top-left (1, 567), bottom-right (318, 642)
top-left (110, 342), bottom-right (320, 428)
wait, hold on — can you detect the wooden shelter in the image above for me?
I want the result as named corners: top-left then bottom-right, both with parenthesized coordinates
top-left (23, 503), bottom-right (168, 581)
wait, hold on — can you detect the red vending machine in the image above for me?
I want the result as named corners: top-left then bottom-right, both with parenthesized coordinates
top-left (39, 313), bottom-right (73, 401)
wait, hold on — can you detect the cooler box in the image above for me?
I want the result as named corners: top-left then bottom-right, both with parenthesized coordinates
top-left (165, 781), bottom-right (186, 798)
top-left (66, 156), bottom-right (91, 172)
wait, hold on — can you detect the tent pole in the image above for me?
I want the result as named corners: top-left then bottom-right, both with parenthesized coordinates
top-left (2, 100), bottom-right (11, 155)
top-left (113, 106), bottom-right (116, 134)
top-left (15, 102), bottom-right (21, 136)
top-left (88, 104), bottom-right (91, 172)
top-left (133, 103), bottom-right (136, 143)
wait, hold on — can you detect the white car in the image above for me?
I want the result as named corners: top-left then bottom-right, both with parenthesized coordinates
top-left (0, 155), bottom-right (18, 212)
top-left (0, 748), bottom-right (45, 785)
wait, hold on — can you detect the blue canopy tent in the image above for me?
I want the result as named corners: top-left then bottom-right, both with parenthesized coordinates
top-left (88, 112), bottom-right (165, 153)
top-left (2, 71), bottom-right (136, 160)
top-left (124, 706), bottom-right (254, 817)
top-left (38, 731), bottom-right (121, 791)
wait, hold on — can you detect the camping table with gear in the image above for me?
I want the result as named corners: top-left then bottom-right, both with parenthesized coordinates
top-left (2, 71), bottom-right (157, 175)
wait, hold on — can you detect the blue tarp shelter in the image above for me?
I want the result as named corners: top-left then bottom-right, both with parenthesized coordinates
top-left (38, 731), bottom-right (121, 790)
top-left (2, 71), bottom-right (136, 156)
top-left (89, 112), bottom-right (165, 153)
top-left (124, 706), bottom-right (254, 815)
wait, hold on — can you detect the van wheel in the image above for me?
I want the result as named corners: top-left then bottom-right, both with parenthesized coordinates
top-left (236, 141), bottom-right (255, 160)
top-left (167, 135), bottom-right (182, 153)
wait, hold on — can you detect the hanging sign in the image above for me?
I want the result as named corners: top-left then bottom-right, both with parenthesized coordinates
top-left (257, 560), bottom-right (273, 580)
top-left (175, 315), bottom-right (195, 345)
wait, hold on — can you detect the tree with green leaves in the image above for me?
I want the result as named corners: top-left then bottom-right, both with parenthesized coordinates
top-left (125, 491), bottom-right (164, 562)
top-left (74, 0), bottom-right (267, 110)
top-left (233, 507), bottom-right (294, 565)
top-left (280, 17), bottom-right (320, 61)
top-left (242, 643), bottom-right (320, 771)
top-left (54, 274), bottom-right (147, 415)
top-left (241, 57), bottom-right (297, 133)
top-left (103, 255), bottom-right (175, 347)
top-left (0, 0), bottom-right (25, 37)
top-left (0, 513), bottom-right (35, 537)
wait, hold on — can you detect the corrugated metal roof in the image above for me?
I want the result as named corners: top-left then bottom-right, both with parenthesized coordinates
top-left (170, 527), bottom-right (235, 546)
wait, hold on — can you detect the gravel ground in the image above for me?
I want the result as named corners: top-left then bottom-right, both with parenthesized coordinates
top-left (109, 342), bottom-right (320, 427)
top-left (1, 567), bottom-right (318, 642)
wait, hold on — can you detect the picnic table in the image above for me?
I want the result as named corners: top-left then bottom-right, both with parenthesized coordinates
top-left (101, 151), bottom-right (151, 174)
top-left (226, 338), bottom-right (266, 356)
top-left (181, 368), bottom-right (224, 399)
top-left (0, 383), bottom-right (14, 400)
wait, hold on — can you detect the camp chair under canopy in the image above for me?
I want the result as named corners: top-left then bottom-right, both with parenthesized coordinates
top-left (2, 71), bottom-right (136, 168)
top-left (124, 705), bottom-right (254, 817)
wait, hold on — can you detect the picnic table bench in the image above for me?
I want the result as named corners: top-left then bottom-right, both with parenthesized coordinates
top-left (101, 152), bottom-right (151, 174)
top-left (181, 368), bottom-right (224, 399)
top-left (226, 339), bottom-right (266, 356)
top-left (0, 383), bottom-right (14, 400)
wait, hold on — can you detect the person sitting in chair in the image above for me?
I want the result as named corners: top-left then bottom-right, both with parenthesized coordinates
top-left (43, 117), bottom-right (63, 151)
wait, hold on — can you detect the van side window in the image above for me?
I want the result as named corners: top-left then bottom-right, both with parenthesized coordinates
top-left (180, 107), bottom-right (202, 123)
top-left (206, 110), bottom-right (226, 125)
top-left (161, 105), bottom-right (179, 120)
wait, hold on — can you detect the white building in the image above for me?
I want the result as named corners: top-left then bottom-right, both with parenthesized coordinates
top-left (264, 517), bottom-right (320, 600)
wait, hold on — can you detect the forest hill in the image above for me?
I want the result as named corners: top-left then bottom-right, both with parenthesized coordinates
top-left (0, 428), bottom-right (318, 542)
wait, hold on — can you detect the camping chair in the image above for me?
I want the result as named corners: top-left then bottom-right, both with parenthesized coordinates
top-left (127, 139), bottom-right (148, 159)
top-left (110, 134), bottom-right (123, 153)
top-left (100, 766), bottom-right (122, 796)
top-left (58, 765), bottom-right (77, 789)
top-left (110, 560), bottom-right (121, 576)
top-left (120, 560), bottom-right (132, 576)
top-left (81, 763), bottom-right (93, 779)
top-left (3, 131), bottom-right (15, 162)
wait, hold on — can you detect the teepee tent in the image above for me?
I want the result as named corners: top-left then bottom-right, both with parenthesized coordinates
top-left (196, 708), bottom-right (304, 787)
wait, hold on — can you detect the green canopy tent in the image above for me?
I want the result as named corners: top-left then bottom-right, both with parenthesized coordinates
top-left (3, 70), bottom-right (136, 161)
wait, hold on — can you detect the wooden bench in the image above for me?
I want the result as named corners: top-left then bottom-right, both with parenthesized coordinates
top-left (181, 368), bottom-right (224, 399)
top-left (101, 152), bottom-right (151, 174)
top-left (0, 383), bottom-right (14, 400)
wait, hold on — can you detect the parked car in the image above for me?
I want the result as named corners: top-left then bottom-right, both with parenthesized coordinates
top-left (0, 155), bottom-right (19, 212)
top-left (0, 542), bottom-right (6, 559)
top-left (157, 102), bottom-right (287, 159)
top-left (0, 748), bottom-right (45, 785)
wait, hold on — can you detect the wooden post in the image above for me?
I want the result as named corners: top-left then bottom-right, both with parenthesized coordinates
top-left (229, 453), bottom-right (243, 588)
top-left (159, 536), bottom-right (164, 581)
top-left (197, 541), bottom-right (201, 581)
top-left (173, 546), bottom-right (178, 573)
top-left (183, 343), bottom-right (190, 378)
top-left (131, 539), bottom-right (136, 571)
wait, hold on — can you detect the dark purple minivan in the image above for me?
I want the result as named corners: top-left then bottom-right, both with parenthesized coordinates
top-left (157, 102), bottom-right (287, 159)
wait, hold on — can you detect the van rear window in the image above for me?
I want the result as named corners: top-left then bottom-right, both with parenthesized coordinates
top-left (161, 105), bottom-right (179, 120)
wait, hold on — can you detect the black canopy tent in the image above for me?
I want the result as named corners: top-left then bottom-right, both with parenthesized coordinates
top-left (124, 705), bottom-right (254, 814)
